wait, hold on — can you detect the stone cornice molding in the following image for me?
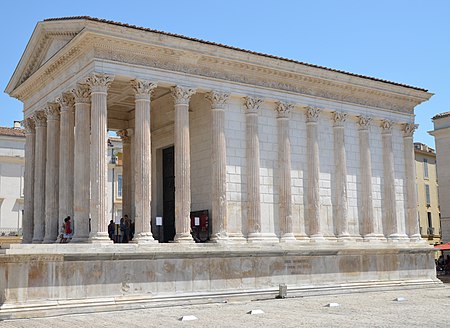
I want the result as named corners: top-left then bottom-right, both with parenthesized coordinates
top-left (171, 86), bottom-right (195, 105)
top-left (205, 91), bottom-right (229, 109)
top-left (85, 72), bottom-right (114, 93)
top-left (72, 83), bottom-right (91, 104)
top-left (33, 110), bottom-right (47, 127)
top-left (380, 119), bottom-right (394, 134)
top-left (56, 92), bottom-right (75, 111)
top-left (21, 117), bottom-right (35, 134)
top-left (275, 101), bottom-right (293, 119)
top-left (130, 79), bottom-right (157, 100)
top-left (332, 111), bottom-right (347, 127)
top-left (305, 106), bottom-right (320, 123)
top-left (44, 102), bottom-right (60, 121)
top-left (357, 115), bottom-right (372, 130)
top-left (243, 96), bottom-right (263, 114)
top-left (402, 123), bottom-right (418, 137)
top-left (117, 129), bottom-right (130, 143)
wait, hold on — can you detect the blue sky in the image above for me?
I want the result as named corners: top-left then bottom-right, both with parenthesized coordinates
top-left (1, 0), bottom-right (448, 148)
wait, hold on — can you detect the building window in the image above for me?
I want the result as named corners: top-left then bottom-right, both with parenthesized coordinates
top-left (425, 184), bottom-right (431, 206)
top-left (427, 212), bottom-right (433, 235)
top-left (117, 175), bottom-right (123, 198)
top-left (423, 158), bottom-right (429, 179)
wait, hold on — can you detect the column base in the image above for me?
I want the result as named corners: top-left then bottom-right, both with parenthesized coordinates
top-left (210, 232), bottom-right (230, 243)
top-left (409, 234), bottom-right (426, 243)
top-left (363, 233), bottom-right (387, 242)
top-left (280, 233), bottom-right (297, 243)
top-left (226, 233), bottom-right (247, 244)
top-left (70, 236), bottom-right (90, 243)
top-left (388, 233), bottom-right (409, 242)
top-left (88, 232), bottom-right (113, 244)
top-left (42, 237), bottom-right (57, 244)
top-left (247, 232), bottom-right (279, 243)
top-left (336, 234), bottom-right (353, 243)
top-left (174, 233), bottom-right (195, 243)
top-left (131, 233), bottom-right (157, 244)
top-left (31, 239), bottom-right (43, 244)
top-left (294, 233), bottom-right (310, 242)
top-left (309, 234), bottom-right (326, 242)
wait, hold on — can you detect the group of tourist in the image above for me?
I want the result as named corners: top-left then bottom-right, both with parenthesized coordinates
top-left (108, 215), bottom-right (134, 243)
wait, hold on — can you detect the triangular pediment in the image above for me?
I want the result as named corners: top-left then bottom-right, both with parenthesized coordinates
top-left (5, 20), bottom-right (83, 96)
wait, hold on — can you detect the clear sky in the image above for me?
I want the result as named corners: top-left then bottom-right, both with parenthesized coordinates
top-left (1, 0), bottom-right (448, 148)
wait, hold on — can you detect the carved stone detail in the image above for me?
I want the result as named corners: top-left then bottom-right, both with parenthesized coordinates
top-left (21, 117), bottom-right (35, 134)
top-left (85, 73), bottom-right (114, 92)
top-left (357, 115), bottom-right (372, 130)
top-left (332, 111), bottom-right (347, 126)
top-left (305, 106), bottom-right (320, 123)
top-left (171, 86), bottom-right (195, 105)
top-left (72, 83), bottom-right (91, 104)
top-left (33, 110), bottom-right (47, 127)
top-left (275, 101), bottom-right (293, 118)
top-left (380, 119), bottom-right (394, 133)
top-left (56, 92), bottom-right (75, 111)
top-left (205, 91), bottom-right (229, 109)
top-left (243, 96), bottom-right (263, 114)
top-left (44, 102), bottom-right (60, 120)
top-left (402, 123), bottom-right (418, 137)
top-left (130, 79), bottom-right (157, 100)
top-left (117, 129), bottom-right (130, 142)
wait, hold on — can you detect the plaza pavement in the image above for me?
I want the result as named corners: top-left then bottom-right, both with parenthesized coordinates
top-left (1, 283), bottom-right (449, 328)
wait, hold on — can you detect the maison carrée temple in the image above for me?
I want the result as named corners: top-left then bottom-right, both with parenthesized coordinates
top-left (1, 16), bottom-right (439, 317)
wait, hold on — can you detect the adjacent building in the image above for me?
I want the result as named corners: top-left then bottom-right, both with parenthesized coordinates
top-left (430, 112), bottom-right (450, 243)
top-left (414, 142), bottom-right (440, 244)
top-left (0, 123), bottom-right (25, 236)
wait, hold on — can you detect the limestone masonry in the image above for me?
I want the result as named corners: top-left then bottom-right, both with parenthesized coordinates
top-left (1, 16), bottom-right (438, 318)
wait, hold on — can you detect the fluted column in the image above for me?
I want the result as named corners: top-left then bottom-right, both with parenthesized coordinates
top-left (86, 73), bottom-right (114, 243)
top-left (32, 110), bottom-right (47, 243)
top-left (381, 120), bottom-right (407, 240)
top-left (131, 79), bottom-right (157, 243)
top-left (206, 91), bottom-right (229, 242)
top-left (21, 117), bottom-right (35, 244)
top-left (358, 116), bottom-right (384, 240)
top-left (57, 92), bottom-right (75, 236)
top-left (243, 96), bottom-right (264, 241)
top-left (403, 123), bottom-right (422, 241)
top-left (71, 84), bottom-right (91, 242)
top-left (305, 106), bottom-right (324, 241)
top-left (332, 111), bottom-right (350, 239)
top-left (129, 129), bottom-right (136, 222)
top-left (275, 101), bottom-right (296, 242)
top-left (43, 102), bottom-right (60, 243)
top-left (172, 86), bottom-right (195, 243)
top-left (117, 129), bottom-right (132, 219)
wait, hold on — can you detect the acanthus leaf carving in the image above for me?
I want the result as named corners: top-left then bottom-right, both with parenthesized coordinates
top-left (21, 117), bottom-right (35, 134)
top-left (56, 91), bottom-right (75, 111)
top-left (44, 102), bottom-right (60, 120)
top-left (243, 96), bottom-right (263, 114)
top-left (305, 106), bottom-right (320, 122)
top-left (332, 111), bottom-right (347, 126)
top-left (402, 123), bottom-right (418, 137)
top-left (275, 101), bottom-right (293, 118)
top-left (171, 86), bottom-right (196, 105)
top-left (380, 119), bottom-right (394, 133)
top-left (130, 79), bottom-right (157, 99)
top-left (85, 73), bottom-right (114, 92)
top-left (33, 110), bottom-right (47, 127)
top-left (205, 91), bottom-right (229, 109)
top-left (71, 83), bottom-right (91, 104)
top-left (357, 115), bottom-right (372, 130)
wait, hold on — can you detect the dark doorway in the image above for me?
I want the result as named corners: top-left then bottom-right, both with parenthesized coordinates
top-left (162, 146), bottom-right (175, 242)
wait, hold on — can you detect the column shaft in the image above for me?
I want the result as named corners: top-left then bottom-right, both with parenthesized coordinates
top-left (58, 93), bottom-right (75, 234)
top-left (131, 79), bottom-right (156, 243)
top-left (206, 91), bottom-right (229, 242)
top-left (172, 86), bottom-right (195, 243)
top-left (22, 118), bottom-right (35, 244)
top-left (43, 103), bottom-right (60, 243)
top-left (332, 112), bottom-right (349, 238)
top-left (32, 111), bottom-right (47, 243)
top-left (305, 107), bottom-right (323, 240)
top-left (71, 84), bottom-right (91, 242)
top-left (86, 73), bottom-right (114, 243)
top-left (117, 130), bottom-right (131, 219)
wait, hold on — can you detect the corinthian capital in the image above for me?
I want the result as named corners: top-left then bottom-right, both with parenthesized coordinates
top-left (243, 96), bottom-right (263, 114)
top-left (21, 117), bottom-right (35, 134)
top-left (130, 79), bottom-right (157, 100)
top-left (380, 119), bottom-right (394, 134)
top-left (33, 110), bottom-right (47, 127)
top-left (332, 111), bottom-right (347, 127)
top-left (357, 115), bottom-right (371, 130)
top-left (44, 102), bottom-right (60, 120)
top-left (402, 123), bottom-right (418, 137)
top-left (275, 101), bottom-right (293, 118)
top-left (172, 86), bottom-right (196, 105)
top-left (72, 83), bottom-right (91, 104)
top-left (56, 92), bottom-right (75, 111)
top-left (304, 106), bottom-right (320, 123)
top-left (205, 91), bottom-right (229, 109)
top-left (117, 129), bottom-right (130, 143)
top-left (85, 73), bottom-right (114, 92)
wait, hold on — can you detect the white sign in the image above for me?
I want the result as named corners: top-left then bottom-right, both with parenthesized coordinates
top-left (156, 217), bottom-right (163, 226)
top-left (194, 217), bottom-right (200, 226)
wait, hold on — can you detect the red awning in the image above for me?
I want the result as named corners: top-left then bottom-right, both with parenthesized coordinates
top-left (434, 242), bottom-right (450, 250)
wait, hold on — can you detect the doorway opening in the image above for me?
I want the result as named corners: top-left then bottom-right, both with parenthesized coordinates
top-left (162, 146), bottom-right (175, 242)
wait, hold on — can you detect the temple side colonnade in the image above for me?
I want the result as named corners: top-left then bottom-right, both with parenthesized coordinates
top-left (20, 72), bottom-right (422, 245)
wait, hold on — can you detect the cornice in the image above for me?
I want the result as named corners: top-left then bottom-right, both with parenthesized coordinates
top-left (9, 26), bottom-right (432, 116)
